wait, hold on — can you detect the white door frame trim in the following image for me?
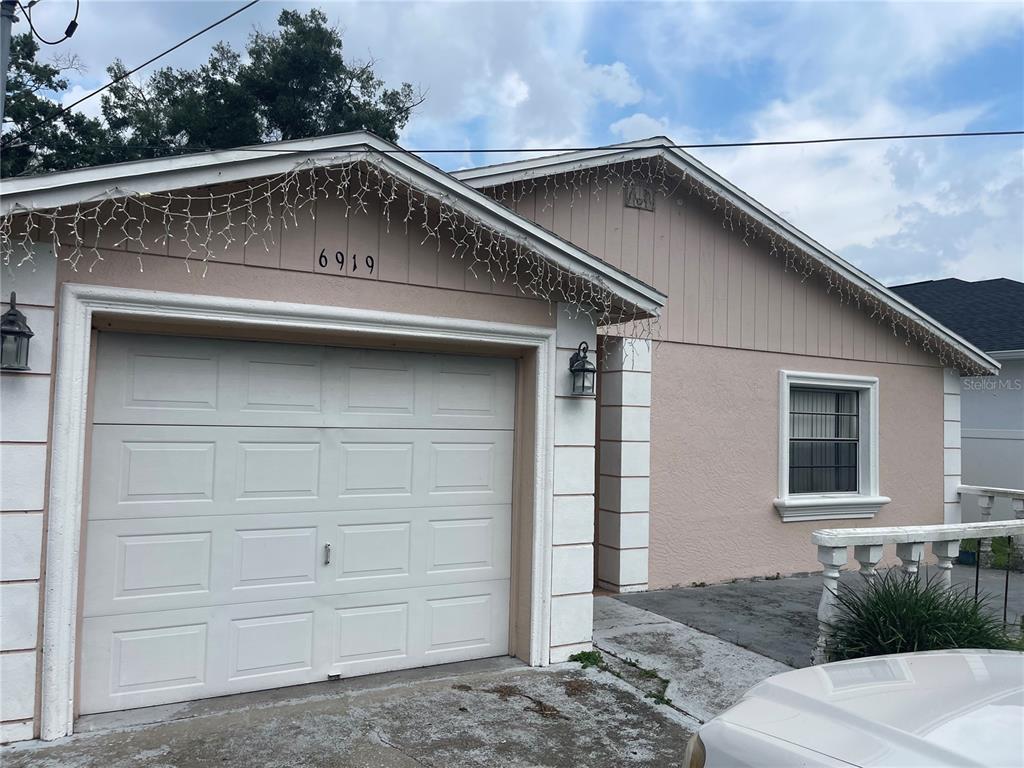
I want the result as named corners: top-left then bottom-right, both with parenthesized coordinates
top-left (41, 282), bottom-right (557, 740)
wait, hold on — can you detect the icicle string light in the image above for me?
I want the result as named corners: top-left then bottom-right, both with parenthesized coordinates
top-left (0, 151), bottom-right (991, 373)
top-left (479, 155), bottom-right (990, 375)
top-left (0, 156), bottom-right (656, 346)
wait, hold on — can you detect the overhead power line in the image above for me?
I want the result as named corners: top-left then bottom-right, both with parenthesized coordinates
top-left (18, 0), bottom-right (79, 45)
top-left (18, 128), bottom-right (1022, 158)
top-left (1, 0), bottom-right (260, 149)
top-left (229, 128), bottom-right (1024, 153)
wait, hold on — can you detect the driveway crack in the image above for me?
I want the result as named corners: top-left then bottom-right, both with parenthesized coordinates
top-left (370, 726), bottom-right (435, 768)
top-left (591, 642), bottom-right (705, 726)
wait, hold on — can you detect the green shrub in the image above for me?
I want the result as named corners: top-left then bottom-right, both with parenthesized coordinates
top-left (826, 570), bottom-right (1022, 661)
top-left (568, 650), bottom-right (604, 669)
top-left (959, 537), bottom-right (1012, 569)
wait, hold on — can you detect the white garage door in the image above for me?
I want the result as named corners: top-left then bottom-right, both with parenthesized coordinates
top-left (80, 333), bottom-right (514, 714)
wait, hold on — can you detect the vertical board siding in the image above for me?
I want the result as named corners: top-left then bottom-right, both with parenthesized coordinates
top-left (652, 197), bottom-right (672, 337)
top-left (669, 201), bottom-right (686, 343)
top-left (69, 175), bottom-right (538, 304)
top-left (604, 182), bottom-right (625, 271)
top-left (73, 171), bottom-right (940, 369)
top-left (509, 180), bottom-right (939, 368)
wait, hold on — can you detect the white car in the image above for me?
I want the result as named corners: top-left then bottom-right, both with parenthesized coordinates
top-left (683, 649), bottom-right (1024, 768)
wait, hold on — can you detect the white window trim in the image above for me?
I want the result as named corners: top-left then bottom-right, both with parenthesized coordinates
top-left (774, 370), bottom-right (890, 522)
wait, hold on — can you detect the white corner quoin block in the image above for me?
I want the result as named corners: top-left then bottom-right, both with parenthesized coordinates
top-left (549, 593), bottom-right (594, 647)
top-left (0, 582), bottom-right (40, 651)
top-left (552, 496), bottom-right (594, 546)
top-left (554, 397), bottom-right (597, 447)
top-left (0, 375), bottom-right (52, 442)
top-left (0, 651), bottom-right (37, 722)
top-left (551, 545), bottom-right (595, 595)
top-left (0, 513), bottom-right (44, 581)
top-left (599, 406), bottom-right (651, 442)
top-left (0, 444), bottom-right (48, 511)
top-left (553, 446), bottom-right (596, 495)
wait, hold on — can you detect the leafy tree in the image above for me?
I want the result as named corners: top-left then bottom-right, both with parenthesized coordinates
top-left (238, 9), bottom-right (421, 142)
top-left (1, 33), bottom-right (116, 177)
top-left (1, 9), bottom-right (423, 176)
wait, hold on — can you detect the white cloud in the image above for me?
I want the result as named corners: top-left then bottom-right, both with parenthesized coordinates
top-left (628, 2), bottom-right (1024, 283)
top-left (584, 61), bottom-right (642, 107)
top-left (20, 1), bottom-right (1024, 283)
top-left (60, 84), bottom-right (104, 121)
top-left (609, 112), bottom-right (701, 144)
top-left (496, 71), bottom-right (530, 108)
top-left (691, 96), bottom-right (1023, 283)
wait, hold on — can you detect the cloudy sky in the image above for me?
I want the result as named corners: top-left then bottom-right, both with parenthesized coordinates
top-left (22, 0), bottom-right (1024, 284)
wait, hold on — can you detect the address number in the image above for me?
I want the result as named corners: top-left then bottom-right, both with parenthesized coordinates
top-left (318, 248), bottom-right (375, 274)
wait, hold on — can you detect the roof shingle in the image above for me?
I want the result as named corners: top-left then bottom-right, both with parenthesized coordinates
top-left (890, 278), bottom-right (1024, 353)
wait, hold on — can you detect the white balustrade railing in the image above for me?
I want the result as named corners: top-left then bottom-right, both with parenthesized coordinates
top-left (809, 485), bottom-right (1024, 665)
top-left (958, 485), bottom-right (1024, 567)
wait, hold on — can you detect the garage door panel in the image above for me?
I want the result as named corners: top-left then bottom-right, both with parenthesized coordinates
top-left (79, 611), bottom-right (212, 714)
top-left (90, 426), bottom-right (512, 520)
top-left (94, 334), bottom-right (514, 430)
top-left (324, 580), bottom-right (510, 678)
top-left (80, 597), bottom-right (323, 714)
top-left (233, 525), bottom-right (320, 591)
top-left (85, 513), bottom-right (316, 616)
top-left (84, 504), bottom-right (511, 617)
top-left (83, 332), bottom-right (515, 714)
top-left (227, 611), bottom-right (315, 682)
top-left (80, 581), bottom-right (511, 713)
top-left (235, 441), bottom-right (322, 500)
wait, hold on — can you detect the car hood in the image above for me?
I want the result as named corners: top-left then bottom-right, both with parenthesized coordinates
top-left (718, 650), bottom-right (1024, 768)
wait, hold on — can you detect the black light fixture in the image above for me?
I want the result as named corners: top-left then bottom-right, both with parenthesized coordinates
top-left (569, 341), bottom-right (596, 396)
top-left (1, 292), bottom-right (34, 371)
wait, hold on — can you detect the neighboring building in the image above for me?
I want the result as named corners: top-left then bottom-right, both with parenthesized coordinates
top-left (891, 278), bottom-right (1024, 523)
top-left (0, 134), bottom-right (995, 742)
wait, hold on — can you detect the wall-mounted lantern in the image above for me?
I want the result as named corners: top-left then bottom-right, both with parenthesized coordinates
top-left (568, 341), bottom-right (596, 397)
top-left (1, 292), bottom-right (34, 371)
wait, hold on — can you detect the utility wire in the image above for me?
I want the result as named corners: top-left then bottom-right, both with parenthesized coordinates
top-left (18, 129), bottom-right (1022, 158)
top-left (17, 0), bottom-right (78, 45)
top-left (1, 0), bottom-right (260, 149)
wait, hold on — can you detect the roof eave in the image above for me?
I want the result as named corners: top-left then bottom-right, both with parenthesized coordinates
top-left (0, 132), bottom-right (665, 321)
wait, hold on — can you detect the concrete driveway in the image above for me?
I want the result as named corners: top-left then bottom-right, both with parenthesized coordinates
top-left (2, 657), bottom-right (696, 768)
top-left (3, 599), bottom-right (797, 768)
top-left (617, 565), bottom-right (1024, 668)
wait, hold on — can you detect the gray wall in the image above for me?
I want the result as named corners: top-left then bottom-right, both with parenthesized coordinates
top-left (960, 357), bottom-right (1024, 521)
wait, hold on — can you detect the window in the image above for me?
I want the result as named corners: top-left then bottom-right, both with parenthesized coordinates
top-left (789, 387), bottom-right (859, 494)
top-left (775, 371), bottom-right (889, 522)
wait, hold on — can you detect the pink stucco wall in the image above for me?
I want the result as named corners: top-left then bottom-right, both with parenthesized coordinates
top-left (648, 340), bottom-right (944, 588)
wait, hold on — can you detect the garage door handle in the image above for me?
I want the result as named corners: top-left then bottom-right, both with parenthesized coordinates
top-left (323, 543), bottom-right (332, 565)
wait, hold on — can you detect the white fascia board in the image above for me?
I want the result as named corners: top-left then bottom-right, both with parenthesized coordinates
top-left (0, 132), bottom-right (665, 318)
top-left (456, 139), bottom-right (998, 375)
top-left (990, 349), bottom-right (1024, 361)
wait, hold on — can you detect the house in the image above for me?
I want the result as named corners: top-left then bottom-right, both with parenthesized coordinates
top-left (890, 278), bottom-right (1024, 527)
top-left (0, 133), bottom-right (996, 742)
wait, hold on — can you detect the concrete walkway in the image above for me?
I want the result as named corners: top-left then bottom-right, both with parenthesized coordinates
top-left (617, 565), bottom-right (1024, 668)
top-left (2, 657), bottom-right (698, 768)
top-left (593, 597), bottom-right (790, 724)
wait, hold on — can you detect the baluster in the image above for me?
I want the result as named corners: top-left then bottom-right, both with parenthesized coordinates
top-left (853, 544), bottom-right (883, 584)
top-left (896, 542), bottom-right (924, 576)
top-left (978, 495), bottom-right (994, 568)
top-left (931, 540), bottom-right (960, 591)
top-left (813, 545), bottom-right (848, 665)
top-left (1011, 499), bottom-right (1024, 572)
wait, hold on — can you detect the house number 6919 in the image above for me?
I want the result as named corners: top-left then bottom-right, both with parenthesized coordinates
top-left (318, 248), bottom-right (376, 274)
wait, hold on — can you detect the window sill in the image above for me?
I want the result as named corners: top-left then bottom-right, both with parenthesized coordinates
top-left (773, 494), bottom-right (891, 523)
